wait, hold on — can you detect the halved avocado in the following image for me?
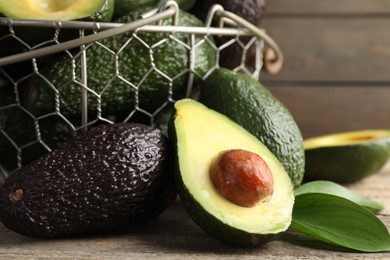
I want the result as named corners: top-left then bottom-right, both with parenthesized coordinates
top-left (0, 0), bottom-right (114, 22)
top-left (304, 129), bottom-right (390, 183)
top-left (170, 99), bottom-right (294, 246)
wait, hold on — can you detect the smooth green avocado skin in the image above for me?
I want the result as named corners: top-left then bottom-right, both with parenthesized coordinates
top-left (199, 68), bottom-right (305, 187)
top-left (305, 138), bottom-right (390, 183)
top-left (176, 173), bottom-right (281, 246)
top-left (24, 8), bottom-right (215, 120)
top-left (0, 123), bottom-right (177, 238)
top-left (172, 155), bottom-right (281, 246)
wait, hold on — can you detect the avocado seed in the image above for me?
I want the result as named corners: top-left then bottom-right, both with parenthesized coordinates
top-left (210, 149), bottom-right (274, 207)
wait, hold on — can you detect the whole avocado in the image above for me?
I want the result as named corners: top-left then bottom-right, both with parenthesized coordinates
top-left (199, 68), bottom-right (305, 187)
top-left (190, 0), bottom-right (267, 69)
top-left (23, 8), bottom-right (216, 120)
top-left (0, 123), bottom-right (176, 238)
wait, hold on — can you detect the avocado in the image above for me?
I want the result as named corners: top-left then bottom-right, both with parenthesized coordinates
top-left (0, 105), bottom-right (76, 174)
top-left (190, 0), bottom-right (267, 70)
top-left (169, 99), bottom-right (294, 246)
top-left (304, 129), bottom-right (390, 183)
top-left (0, 123), bottom-right (176, 238)
top-left (191, 0), bottom-right (267, 26)
top-left (113, 0), bottom-right (197, 19)
top-left (23, 8), bottom-right (216, 121)
top-left (113, 0), bottom-right (159, 19)
top-left (158, 0), bottom-right (197, 11)
top-left (199, 68), bottom-right (305, 187)
top-left (0, 0), bottom-right (114, 22)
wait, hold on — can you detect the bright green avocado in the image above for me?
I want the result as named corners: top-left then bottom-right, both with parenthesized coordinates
top-left (23, 8), bottom-right (216, 120)
top-left (170, 99), bottom-right (294, 246)
top-left (199, 68), bottom-right (305, 188)
top-left (304, 129), bottom-right (390, 183)
top-left (0, 0), bottom-right (114, 22)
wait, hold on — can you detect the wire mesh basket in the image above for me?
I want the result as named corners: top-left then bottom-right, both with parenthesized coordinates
top-left (0, 2), bottom-right (283, 181)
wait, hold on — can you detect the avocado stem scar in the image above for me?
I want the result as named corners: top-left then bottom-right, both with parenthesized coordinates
top-left (9, 188), bottom-right (24, 203)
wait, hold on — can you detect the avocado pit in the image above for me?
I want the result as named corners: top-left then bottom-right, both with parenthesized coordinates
top-left (209, 149), bottom-right (274, 207)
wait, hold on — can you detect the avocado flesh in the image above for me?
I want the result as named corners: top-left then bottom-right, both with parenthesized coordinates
top-left (0, 123), bottom-right (177, 238)
top-left (0, 0), bottom-right (114, 22)
top-left (199, 68), bottom-right (305, 188)
top-left (171, 99), bottom-right (294, 245)
top-left (304, 129), bottom-right (390, 183)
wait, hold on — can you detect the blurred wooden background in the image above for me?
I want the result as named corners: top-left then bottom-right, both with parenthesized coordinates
top-left (260, 0), bottom-right (390, 138)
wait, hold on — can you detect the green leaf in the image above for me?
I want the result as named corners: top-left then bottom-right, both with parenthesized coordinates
top-left (295, 180), bottom-right (384, 213)
top-left (291, 193), bottom-right (390, 252)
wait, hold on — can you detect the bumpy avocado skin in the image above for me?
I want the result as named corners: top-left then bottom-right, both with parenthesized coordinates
top-left (24, 9), bottom-right (216, 120)
top-left (0, 84), bottom-right (76, 172)
top-left (199, 68), bottom-right (305, 187)
top-left (0, 123), bottom-right (176, 238)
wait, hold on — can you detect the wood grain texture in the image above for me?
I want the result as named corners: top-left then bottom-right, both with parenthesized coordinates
top-left (260, 17), bottom-right (390, 82)
top-left (267, 85), bottom-right (390, 138)
top-left (260, 0), bottom-right (390, 137)
top-left (0, 163), bottom-right (390, 259)
top-left (266, 0), bottom-right (390, 14)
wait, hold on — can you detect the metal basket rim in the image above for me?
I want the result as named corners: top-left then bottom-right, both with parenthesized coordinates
top-left (0, 3), bottom-right (283, 73)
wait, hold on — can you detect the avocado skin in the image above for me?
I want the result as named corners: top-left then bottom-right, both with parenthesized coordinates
top-left (176, 178), bottom-right (281, 246)
top-left (0, 109), bottom-right (76, 173)
top-left (305, 137), bottom-right (390, 183)
top-left (0, 123), bottom-right (176, 238)
top-left (113, 0), bottom-right (159, 19)
top-left (23, 9), bottom-right (216, 120)
top-left (89, 0), bottom-right (115, 22)
top-left (0, 85), bottom-right (76, 173)
top-left (190, 0), bottom-right (267, 69)
top-left (199, 68), bottom-right (305, 187)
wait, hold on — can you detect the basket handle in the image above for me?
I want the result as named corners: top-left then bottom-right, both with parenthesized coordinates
top-left (205, 4), bottom-right (284, 75)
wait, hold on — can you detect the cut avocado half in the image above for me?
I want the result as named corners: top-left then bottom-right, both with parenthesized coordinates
top-left (304, 129), bottom-right (390, 183)
top-left (170, 99), bottom-right (294, 246)
top-left (0, 0), bottom-right (114, 22)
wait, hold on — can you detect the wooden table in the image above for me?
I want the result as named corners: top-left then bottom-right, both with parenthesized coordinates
top-left (1, 0), bottom-right (390, 259)
top-left (0, 162), bottom-right (389, 259)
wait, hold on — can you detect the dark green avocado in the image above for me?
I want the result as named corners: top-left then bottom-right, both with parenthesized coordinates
top-left (199, 68), bottom-right (305, 187)
top-left (0, 83), bottom-right (76, 173)
top-left (190, 0), bottom-right (267, 69)
top-left (0, 123), bottom-right (176, 238)
top-left (169, 99), bottom-right (294, 246)
top-left (23, 8), bottom-right (216, 120)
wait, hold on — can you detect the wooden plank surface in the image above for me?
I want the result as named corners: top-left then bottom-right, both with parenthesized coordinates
top-left (268, 85), bottom-right (390, 138)
top-left (260, 0), bottom-right (390, 138)
top-left (1, 163), bottom-right (390, 259)
top-left (1, 1), bottom-right (390, 259)
top-left (266, 0), bottom-right (390, 14)
top-left (260, 17), bottom-right (390, 82)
